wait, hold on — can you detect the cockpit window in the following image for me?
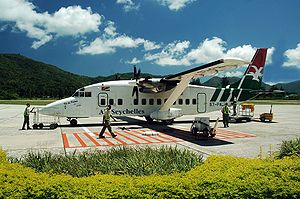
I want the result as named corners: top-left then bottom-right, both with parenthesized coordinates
top-left (85, 92), bottom-right (92, 97)
top-left (79, 92), bottom-right (84, 97)
top-left (72, 92), bottom-right (79, 97)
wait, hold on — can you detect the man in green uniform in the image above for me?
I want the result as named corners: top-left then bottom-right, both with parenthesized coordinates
top-left (98, 105), bottom-right (117, 138)
top-left (22, 103), bottom-right (32, 130)
top-left (222, 103), bottom-right (230, 128)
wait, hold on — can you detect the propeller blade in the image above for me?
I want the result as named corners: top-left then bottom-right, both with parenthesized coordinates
top-left (137, 69), bottom-right (141, 79)
top-left (132, 86), bottom-right (139, 101)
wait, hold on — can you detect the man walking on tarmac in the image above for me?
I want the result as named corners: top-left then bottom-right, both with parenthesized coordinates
top-left (98, 105), bottom-right (117, 138)
top-left (22, 103), bottom-right (32, 130)
top-left (222, 103), bottom-right (230, 128)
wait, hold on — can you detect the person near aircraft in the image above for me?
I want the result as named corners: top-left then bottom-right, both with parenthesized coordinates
top-left (98, 105), bottom-right (117, 138)
top-left (232, 97), bottom-right (237, 116)
top-left (222, 103), bottom-right (230, 128)
top-left (22, 103), bottom-right (33, 130)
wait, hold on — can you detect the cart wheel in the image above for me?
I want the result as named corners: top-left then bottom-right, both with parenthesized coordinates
top-left (191, 127), bottom-right (198, 136)
top-left (38, 123), bottom-right (44, 129)
top-left (246, 118), bottom-right (251, 122)
top-left (203, 128), bottom-right (209, 137)
top-left (33, 124), bottom-right (38, 129)
top-left (50, 123), bottom-right (58, 129)
top-left (260, 117), bottom-right (265, 122)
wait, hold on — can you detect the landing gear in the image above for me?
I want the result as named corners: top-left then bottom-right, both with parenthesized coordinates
top-left (145, 116), bottom-right (153, 122)
top-left (50, 123), bottom-right (58, 129)
top-left (69, 119), bottom-right (78, 126)
top-left (162, 119), bottom-right (174, 125)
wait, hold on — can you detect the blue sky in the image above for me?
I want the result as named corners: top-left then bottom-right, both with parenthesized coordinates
top-left (0, 0), bottom-right (300, 84)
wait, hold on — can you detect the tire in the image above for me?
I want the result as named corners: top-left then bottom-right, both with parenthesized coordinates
top-left (260, 117), bottom-right (265, 122)
top-left (50, 123), bottom-right (58, 129)
top-left (202, 128), bottom-right (209, 137)
top-left (38, 123), bottom-right (44, 129)
top-left (162, 119), bottom-right (174, 125)
top-left (145, 116), bottom-right (153, 122)
top-left (70, 119), bottom-right (77, 126)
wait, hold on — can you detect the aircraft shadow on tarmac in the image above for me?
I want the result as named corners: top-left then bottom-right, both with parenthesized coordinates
top-left (59, 116), bottom-right (233, 147)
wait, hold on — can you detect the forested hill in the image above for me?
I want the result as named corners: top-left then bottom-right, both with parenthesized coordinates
top-left (0, 54), bottom-right (93, 99)
top-left (0, 54), bottom-right (157, 99)
top-left (0, 54), bottom-right (299, 99)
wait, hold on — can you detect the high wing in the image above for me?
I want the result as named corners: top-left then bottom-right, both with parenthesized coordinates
top-left (159, 59), bottom-right (250, 111)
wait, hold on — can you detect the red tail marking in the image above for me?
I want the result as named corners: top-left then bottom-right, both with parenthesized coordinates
top-left (246, 48), bottom-right (267, 74)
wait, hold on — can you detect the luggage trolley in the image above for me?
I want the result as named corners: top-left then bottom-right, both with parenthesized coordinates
top-left (31, 107), bottom-right (60, 129)
top-left (190, 117), bottom-right (218, 138)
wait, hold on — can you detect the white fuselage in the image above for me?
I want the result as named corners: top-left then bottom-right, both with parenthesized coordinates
top-left (40, 80), bottom-right (226, 119)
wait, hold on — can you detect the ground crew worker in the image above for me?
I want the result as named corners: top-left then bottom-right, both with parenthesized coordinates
top-left (232, 97), bottom-right (237, 116)
top-left (98, 105), bottom-right (117, 138)
top-left (22, 103), bottom-right (32, 130)
top-left (222, 103), bottom-right (230, 128)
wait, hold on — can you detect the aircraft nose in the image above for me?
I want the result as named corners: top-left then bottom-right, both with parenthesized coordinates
top-left (39, 104), bottom-right (59, 116)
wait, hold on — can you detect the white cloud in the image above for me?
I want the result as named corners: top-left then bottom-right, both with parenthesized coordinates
top-left (145, 37), bottom-right (275, 67)
top-left (77, 21), bottom-right (161, 55)
top-left (0, 0), bottom-right (101, 49)
top-left (126, 57), bottom-right (141, 64)
top-left (283, 44), bottom-right (300, 68)
top-left (217, 71), bottom-right (244, 78)
top-left (116, 0), bottom-right (140, 12)
top-left (157, 0), bottom-right (196, 11)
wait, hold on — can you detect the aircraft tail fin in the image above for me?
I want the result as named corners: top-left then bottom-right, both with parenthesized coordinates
top-left (230, 48), bottom-right (268, 90)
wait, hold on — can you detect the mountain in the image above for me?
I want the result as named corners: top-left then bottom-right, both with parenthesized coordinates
top-left (276, 80), bottom-right (300, 94)
top-left (0, 54), bottom-right (299, 99)
top-left (0, 54), bottom-right (160, 99)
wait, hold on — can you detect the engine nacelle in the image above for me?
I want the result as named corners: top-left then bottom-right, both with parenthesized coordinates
top-left (150, 108), bottom-right (183, 120)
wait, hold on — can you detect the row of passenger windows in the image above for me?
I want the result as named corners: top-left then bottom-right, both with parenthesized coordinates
top-left (99, 98), bottom-right (197, 106)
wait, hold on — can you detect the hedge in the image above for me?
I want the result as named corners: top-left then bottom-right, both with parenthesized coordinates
top-left (0, 149), bottom-right (299, 198)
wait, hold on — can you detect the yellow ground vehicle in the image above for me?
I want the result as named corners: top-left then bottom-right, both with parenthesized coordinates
top-left (260, 105), bottom-right (273, 122)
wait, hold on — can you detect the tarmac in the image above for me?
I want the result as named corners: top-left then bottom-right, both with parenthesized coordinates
top-left (0, 104), bottom-right (299, 159)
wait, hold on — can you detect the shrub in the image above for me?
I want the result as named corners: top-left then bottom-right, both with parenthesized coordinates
top-left (277, 137), bottom-right (300, 159)
top-left (9, 146), bottom-right (203, 177)
top-left (1, 149), bottom-right (300, 198)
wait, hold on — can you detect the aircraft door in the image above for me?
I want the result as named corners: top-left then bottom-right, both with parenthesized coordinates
top-left (197, 93), bottom-right (207, 113)
top-left (98, 93), bottom-right (108, 107)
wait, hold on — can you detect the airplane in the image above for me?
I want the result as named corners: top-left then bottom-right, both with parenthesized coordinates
top-left (39, 48), bottom-right (268, 127)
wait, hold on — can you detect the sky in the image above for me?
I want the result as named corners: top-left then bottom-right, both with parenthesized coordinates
top-left (0, 0), bottom-right (300, 84)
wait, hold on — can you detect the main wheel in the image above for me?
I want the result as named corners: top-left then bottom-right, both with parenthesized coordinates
top-left (32, 124), bottom-right (38, 129)
top-left (70, 119), bottom-right (78, 126)
top-left (145, 116), bottom-right (153, 122)
top-left (162, 119), bottom-right (174, 125)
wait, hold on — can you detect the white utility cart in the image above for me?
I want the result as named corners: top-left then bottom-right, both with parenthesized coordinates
top-left (190, 117), bottom-right (218, 138)
top-left (31, 107), bottom-right (60, 129)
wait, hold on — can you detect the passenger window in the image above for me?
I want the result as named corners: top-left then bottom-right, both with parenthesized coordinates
top-left (157, 99), bottom-right (162, 105)
top-left (109, 99), bottom-right (114, 105)
top-left (133, 99), bottom-right (138, 105)
top-left (164, 99), bottom-right (167, 103)
top-left (179, 99), bottom-right (183, 105)
top-left (142, 99), bottom-right (146, 105)
top-left (85, 92), bottom-right (91, 97)
top-left (149, 99), bottom-right (154, 105)
top-left (100, 99), bottom-right (106, 106)
top-left (79, 92), bottom-right (84, 97)
top-left (118, 99), bottom-right (123, 105)
top-left (192, 98), bottom-right (197, 105)
top-left (186, 99), bottom-right (190, 105)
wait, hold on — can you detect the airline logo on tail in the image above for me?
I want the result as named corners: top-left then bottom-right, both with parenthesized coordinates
top-left (248, 65), bottom-right (263, 82)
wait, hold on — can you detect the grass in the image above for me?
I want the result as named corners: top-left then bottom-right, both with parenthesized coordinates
top-left (277, 137), bottom-right (300, 159)
top-left (248, 100), bottom-right (300, 105)
top-left (9, 146), bottom-right (203, 177)
top-left (0, 99), bottom-right (56, 106)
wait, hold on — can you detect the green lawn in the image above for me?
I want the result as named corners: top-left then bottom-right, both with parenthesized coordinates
top-left (0, 99), bottom-right (56, 106)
